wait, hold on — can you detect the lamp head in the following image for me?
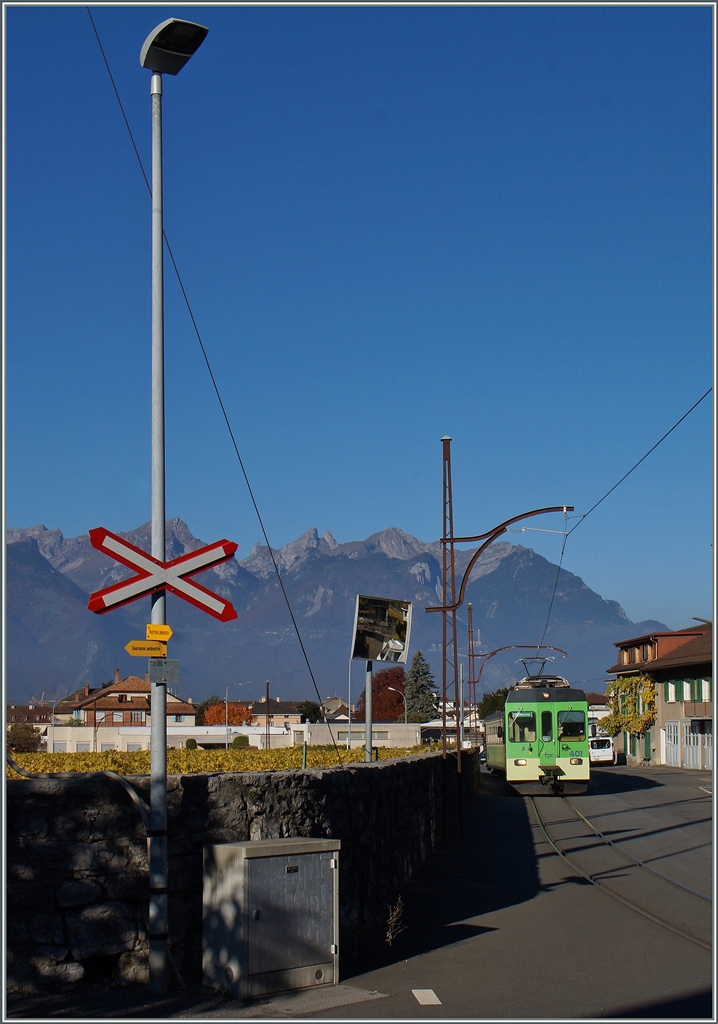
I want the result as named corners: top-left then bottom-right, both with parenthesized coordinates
top-left (140, 19), bottom-right (208, 75)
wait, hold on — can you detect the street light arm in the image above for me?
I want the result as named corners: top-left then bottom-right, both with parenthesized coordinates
top-left (427, 506), bottom-right (573, 614)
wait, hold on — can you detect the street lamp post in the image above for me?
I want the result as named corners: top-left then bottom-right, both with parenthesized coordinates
top-left (140, 18), bottom-right (208, 996)
top-left (225, 682), bottom-right (252, 749)
top-left (387, 685), bottom-right (407, 724)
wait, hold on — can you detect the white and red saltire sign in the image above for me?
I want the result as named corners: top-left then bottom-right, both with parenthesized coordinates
top-left (87, 527), bottom-right (238, 622)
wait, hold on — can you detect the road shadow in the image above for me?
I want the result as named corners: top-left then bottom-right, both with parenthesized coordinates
top-left (341, 768), bottom-right (539, 979)
top-left (598, 988), bottom-right (713, 1019)
top-left (585, 767), bottom-right (662, 795)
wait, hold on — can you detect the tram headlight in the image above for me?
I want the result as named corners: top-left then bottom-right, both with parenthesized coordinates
top-left (514, 758), bottom-right (527, 766)
top-left (569, 758), bottom-right (583, 765)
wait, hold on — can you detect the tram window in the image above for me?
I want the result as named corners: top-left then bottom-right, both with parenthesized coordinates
top-left (541, 711), bottom-right (553, 741)
top-left (508, 712), bottom-right (536, 743)
top-left (558, 710), bottom-right (586, 741)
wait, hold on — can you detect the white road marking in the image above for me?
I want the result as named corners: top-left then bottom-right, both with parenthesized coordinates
top-left (698, 786), bottom-right (712, 795)
top-left (413, 989), bottom-right (442, 1005)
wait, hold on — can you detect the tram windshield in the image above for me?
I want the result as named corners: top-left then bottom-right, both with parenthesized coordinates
top-left (508, 711), bottom-right (536, 743)
top-left (558, 710), bottom-right (586, 741)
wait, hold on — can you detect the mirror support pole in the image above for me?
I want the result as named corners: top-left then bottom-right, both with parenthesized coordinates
top-left (364, 661), bottom-right (373, 762)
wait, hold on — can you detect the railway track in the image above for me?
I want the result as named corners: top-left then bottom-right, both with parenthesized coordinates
top-left (529, 794), bottom-right (712, 951)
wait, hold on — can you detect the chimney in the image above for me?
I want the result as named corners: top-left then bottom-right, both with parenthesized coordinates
top-left (84, 681), bottom-right (90, 697)
top-left (276, 696), bottom-right (280, 703)
top-left (114, 668), bottom-right (120, 686)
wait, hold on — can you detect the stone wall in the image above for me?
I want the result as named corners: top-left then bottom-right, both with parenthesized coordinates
top-left (6, 751), bottom-right (477, 994)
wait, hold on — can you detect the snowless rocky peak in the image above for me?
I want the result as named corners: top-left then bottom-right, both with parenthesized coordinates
top-left (364, 527), bottom-right (432, 560)
top-left (239, 527), bottom-right (339, 578)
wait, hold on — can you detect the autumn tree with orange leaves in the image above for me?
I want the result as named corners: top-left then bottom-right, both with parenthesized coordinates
top-left (356, 666), bottom-right (406, 720)
top-left (203, 702), bottom-right (254, 726)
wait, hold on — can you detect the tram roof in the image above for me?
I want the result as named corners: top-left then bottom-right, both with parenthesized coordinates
top-left (506, 686), bottom-right (587, 704)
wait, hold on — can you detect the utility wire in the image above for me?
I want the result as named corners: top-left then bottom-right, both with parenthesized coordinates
top-left (567, 387), bottom-right (712, 536)
top-left (536, 518), bottom-right (569, 652)
top-left (538, 386), bottom-right (712, 649)
top-left (86, 9), bottom-right (343, 760)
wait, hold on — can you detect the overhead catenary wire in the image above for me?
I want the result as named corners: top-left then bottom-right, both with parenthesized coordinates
top-left (537, 387), bottom-right (712, 650)
top-left (86, 9), bottom-right (343, 761)
top-left (566, 387), bottom-right (712, 537)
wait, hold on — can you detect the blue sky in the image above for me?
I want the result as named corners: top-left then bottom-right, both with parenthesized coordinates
top-left (5, 4), bottom-right (714, 630)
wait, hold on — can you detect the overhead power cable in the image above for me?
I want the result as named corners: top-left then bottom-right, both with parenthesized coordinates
top-left (86, 9), bottom-right (341, 757)
top-left (537, 386), bottom-right (712, 650)
top-left (567, 387), bottom-right (712, 536)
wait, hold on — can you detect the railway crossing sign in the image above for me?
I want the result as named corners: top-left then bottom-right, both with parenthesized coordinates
top-left (125, 640), bottom-right (167, 657)
top-left (87, 527), bottom-right (238, 621)
top-left (146, 623), bottom-right (173, 642)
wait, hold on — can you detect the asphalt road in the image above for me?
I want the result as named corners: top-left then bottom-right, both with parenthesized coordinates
top-left (6, 765), bottom-right (713, 1020)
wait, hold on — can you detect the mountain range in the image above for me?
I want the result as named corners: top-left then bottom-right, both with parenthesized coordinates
top-left (6, 519), bottom-right (669, 705)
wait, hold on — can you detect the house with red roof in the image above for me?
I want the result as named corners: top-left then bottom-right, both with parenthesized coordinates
top-left (606, 621), bottom-right (712, 768)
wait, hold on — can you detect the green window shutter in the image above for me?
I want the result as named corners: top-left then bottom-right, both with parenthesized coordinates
top-left (675, 680), bottom-right (683, 701)
top-left (664, 681), bottom-right (669, 702)
top-left (644, 731), bottom-right (651, 758)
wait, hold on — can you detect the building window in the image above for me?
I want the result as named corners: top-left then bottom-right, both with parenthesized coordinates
top-left (73, 709), bottom-right (82, 719)
top-left (100, 743), bottom-right (115, 752)
top-left (75, 742), bottom-right (90, 753)
top-left (131, 711), bottom-right (144, 723)
top-left (126, 743), bottom-right (142, 752)
top-left (95, 711), bottom-right (105, 723)
top-left (702, 679), bottom-right (712, 702)
top-left (170, 715), bottom-right (184, 723)
top-left (113, 711), bottom-right (123, 723)
top-left (53, 741), bottom-right (67, 753)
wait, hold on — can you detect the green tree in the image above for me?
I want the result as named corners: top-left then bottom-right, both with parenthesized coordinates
top-left (194, 695), bottom-right (223, 725)
top-left (404, 651), bottom-right (439, 722)
top-left (477, 687), bottom-right (509, 719)
top-left (7, 722), bottom-right (43, 753)
top-left (297, 700), bottom-right (322, 723)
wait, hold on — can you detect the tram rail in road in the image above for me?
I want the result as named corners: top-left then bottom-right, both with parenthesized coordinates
top-left (529, 790), bottom-right (712, 950)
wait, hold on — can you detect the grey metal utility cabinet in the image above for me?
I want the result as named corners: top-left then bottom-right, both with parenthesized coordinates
top-left (203, 838), bottom-right (340, 1000)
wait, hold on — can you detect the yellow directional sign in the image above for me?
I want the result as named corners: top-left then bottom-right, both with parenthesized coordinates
top-left (146, 624), bottom-right (173, 642)
top-left (125, 640), bottom-right (167, 657)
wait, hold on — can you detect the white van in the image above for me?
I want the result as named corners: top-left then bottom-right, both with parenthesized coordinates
top-left (589, 736), bottom-right (616, 765)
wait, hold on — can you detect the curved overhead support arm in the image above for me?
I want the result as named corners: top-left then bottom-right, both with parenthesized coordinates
top-left (427, 506), bottom-right (573, 614)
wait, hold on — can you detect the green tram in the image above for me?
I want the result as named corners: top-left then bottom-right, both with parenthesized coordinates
top-left (484, 674), bottom-right (589, 794)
